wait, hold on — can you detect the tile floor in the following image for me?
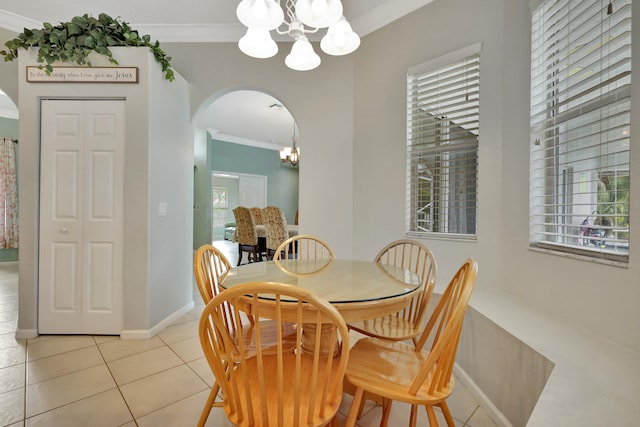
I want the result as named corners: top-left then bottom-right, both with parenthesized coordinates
top-left (0, 244), bottom-right (498, 426)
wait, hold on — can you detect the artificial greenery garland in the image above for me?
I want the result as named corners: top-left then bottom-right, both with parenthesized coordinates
top-left (0, 13), bottom-right (175, 81)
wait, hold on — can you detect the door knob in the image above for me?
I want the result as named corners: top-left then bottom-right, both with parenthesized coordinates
top-left (60, 228), bottom-right (68, 233)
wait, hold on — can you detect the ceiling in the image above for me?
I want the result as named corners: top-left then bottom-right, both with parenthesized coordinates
top-left (0, 0), bottom-right (434, 150)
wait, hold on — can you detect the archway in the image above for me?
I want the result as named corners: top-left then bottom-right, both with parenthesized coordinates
top-left (192, 89), bottom-right (300, 248)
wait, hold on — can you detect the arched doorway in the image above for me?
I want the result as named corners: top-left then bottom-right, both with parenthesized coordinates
top-left (192, 89), bottom-right (300, 248)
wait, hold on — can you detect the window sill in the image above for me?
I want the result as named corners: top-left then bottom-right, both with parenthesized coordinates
top-left (405, 231), bottom-right (477, 242)
top-left (529, 243), bottom-right (628, 268)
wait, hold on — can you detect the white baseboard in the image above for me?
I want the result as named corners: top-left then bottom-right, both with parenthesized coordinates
top-left (120, 300), bottom-right (195, 340)
top-left (454, 364), bottom-right (512, 427)
top-left (15, 328), bottom-right (38, 339)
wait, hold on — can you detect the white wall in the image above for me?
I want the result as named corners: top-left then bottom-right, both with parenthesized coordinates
top-left (164, 42), bottom-right (356, 258)
top-left (351, 0), bottom-right (640, 353)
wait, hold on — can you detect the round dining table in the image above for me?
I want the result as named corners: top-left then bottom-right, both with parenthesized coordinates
top-left (220, 258), bottom-right (422, 323)
top-left (221, 258), bottom-right (422, 354)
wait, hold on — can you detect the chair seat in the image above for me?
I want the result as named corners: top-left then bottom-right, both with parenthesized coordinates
top-left (347, 316), bottom-right (422, 342)
top-left (346, 337), bottom-right (454, 405)
top-left (226, 352), bottom-right (344, 427)
top-left (231, 319), bottom-right (298, 358)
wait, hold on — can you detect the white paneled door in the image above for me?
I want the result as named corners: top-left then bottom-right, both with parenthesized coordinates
top-left (238, 174), bottom-right (267, 208)
top-left (38, 99), bottom-right (125, 334)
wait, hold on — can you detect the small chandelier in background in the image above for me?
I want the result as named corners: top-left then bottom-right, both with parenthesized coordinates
top-left (280, 122), bottom-right (301, 166)
top-left (236, 0), bottom-right (360, 71)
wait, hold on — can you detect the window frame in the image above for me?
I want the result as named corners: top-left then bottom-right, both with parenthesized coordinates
top-left (405, 42), bottom-right (482, 240)
top-left (528, 0), bottom-right (632, 265)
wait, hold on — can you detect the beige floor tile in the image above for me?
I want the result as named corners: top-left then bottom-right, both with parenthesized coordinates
top-left (27, 345), bottom-right (104, 385)
top-left (92, 335), bottom-right (119, 344)
top-left (0, 302), bottom-right (18, 312)
top-left (157, 319), bottom-right (199, 344)
top-left (171, 313), bottom-right (198, 326)
top-left (0, 364), bottom-right (25, 393)
top-left (0, 310), bottom-right (18, 322)
top-left (135, 389), bottom-right (231, 427)
top-left (446, 377), bottom-right (484, 422)
top-left (187, 357), bottom-right (216, 387)
top-left (0, 345), bottom-right (25, 369)
top-left (0, 388), bottom-right (25, 426)
top-left (168, 336), bottom-right (204, 362)
top-left (25, 388), bottom-right (133, 427)
top-left (119, 364), bottom-right (208, 419)
top-left (97, 336), bottom-right (165, 362)
top-left (0, 332), bottom-right (25, 351)
top-left (108, 346), bottom-right (183, 386)
top-left (0, 319), bottom-right (17, 335)
top-left (338, 390), bottom-right (378, 420)
top-left (356, 400), bottom-right (466, 427)
top-left (26, 364), bottom-right (116, 417)
top-left (466, 405), bottom-right (499, 427)
top-left (26, 335), bottom-right (95, 361)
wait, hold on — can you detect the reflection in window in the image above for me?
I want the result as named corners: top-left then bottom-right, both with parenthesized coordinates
top-left (529, 0), bottom-right (631, 262)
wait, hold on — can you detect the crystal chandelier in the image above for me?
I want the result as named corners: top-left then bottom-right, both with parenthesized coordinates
top-left (280, 121), bottom-right (301, 166)
top-left (236, 0), bottom-right (360, 71)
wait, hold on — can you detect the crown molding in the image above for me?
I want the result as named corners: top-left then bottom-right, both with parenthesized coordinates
top-left (0, 108), bottom-right (18, 120)
top-left (207, 129), bottom-right (282, 151)
top-left (0, 9), bottom-right (41, 33)
top-left (1, 1), bottom-right (435, 42)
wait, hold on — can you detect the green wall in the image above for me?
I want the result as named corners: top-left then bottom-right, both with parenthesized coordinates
top-left (193, 135), bottom-right (299, 248)
top-left (0, 116), bottom-right (18, 262)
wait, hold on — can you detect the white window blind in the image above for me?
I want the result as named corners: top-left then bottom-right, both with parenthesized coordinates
top-left (529, 0), bottom-right (631, 263)
top-left (406, 44), bottom-right (481, 238)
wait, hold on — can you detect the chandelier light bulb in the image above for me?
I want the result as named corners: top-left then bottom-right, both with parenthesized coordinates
top-left (239, 28), bottom-right (278, 58)
top-left (252, 0), bottom-right (268, 19)
top-left (320, 16), bottom-right (360, 56)
top-left (312, 0), bottom-right (328, 15)
top-left (236, 0), bottom-right (284, 30)
top-left (295, 0), bottom-right (342, 28)
top-left (285, 36), bottom-right (321, 71)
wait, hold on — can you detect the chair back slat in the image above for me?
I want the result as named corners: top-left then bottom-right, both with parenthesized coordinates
top-left (199, 282), bottom-right (350, 427)
top-left (374, 239), bottom-right (437, 327)
top-left (274, 234), bottom-right (335, 275)
top-left (411, 258), bottom-right (477, 396)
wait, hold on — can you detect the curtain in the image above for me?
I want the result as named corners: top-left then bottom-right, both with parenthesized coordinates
top-left (0, 138), bottom-right (18, 249)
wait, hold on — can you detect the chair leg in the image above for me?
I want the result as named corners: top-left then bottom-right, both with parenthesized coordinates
top-left (237, 245), bottom-right (243, 266)
top-left (196, 386), bottom-right (218, 427)
top-left (425, 405), bottom-right (438, 426)
top-left (345, 387), bottom-right (365, 427)
top-left (439, 401), bottom-right (455, 426)
top-left (409, 404), bottom-right (418, 427)
top-left (380, 398), bottom-right (393, 427)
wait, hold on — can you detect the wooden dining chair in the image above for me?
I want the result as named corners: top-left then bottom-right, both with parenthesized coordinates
top-left (193, 245), bottom-right (297, 426)
top-left (344, 258), bottom-right (478, 427)
top-left (199, 281), bottom-right (351, 427)
top-left (233, 206), bottom-right (263, 266)
top-left (263, 205), bottom-right (289, 260)
top-left (273, 234), bottom-right (334, 275)
top-left (348, 239), bottom-right (437, 347)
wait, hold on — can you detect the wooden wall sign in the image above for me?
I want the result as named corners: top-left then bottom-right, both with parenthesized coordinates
top-left (26, 66), bottom-right (139, 83)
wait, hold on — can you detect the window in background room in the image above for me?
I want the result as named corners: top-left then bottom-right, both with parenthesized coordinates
top-left (529, 0), bottom-right (631, 263)
top-left (406, 43), bottom-right (481, 239)
top-left (212, 186), bottom-right (228, 240)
